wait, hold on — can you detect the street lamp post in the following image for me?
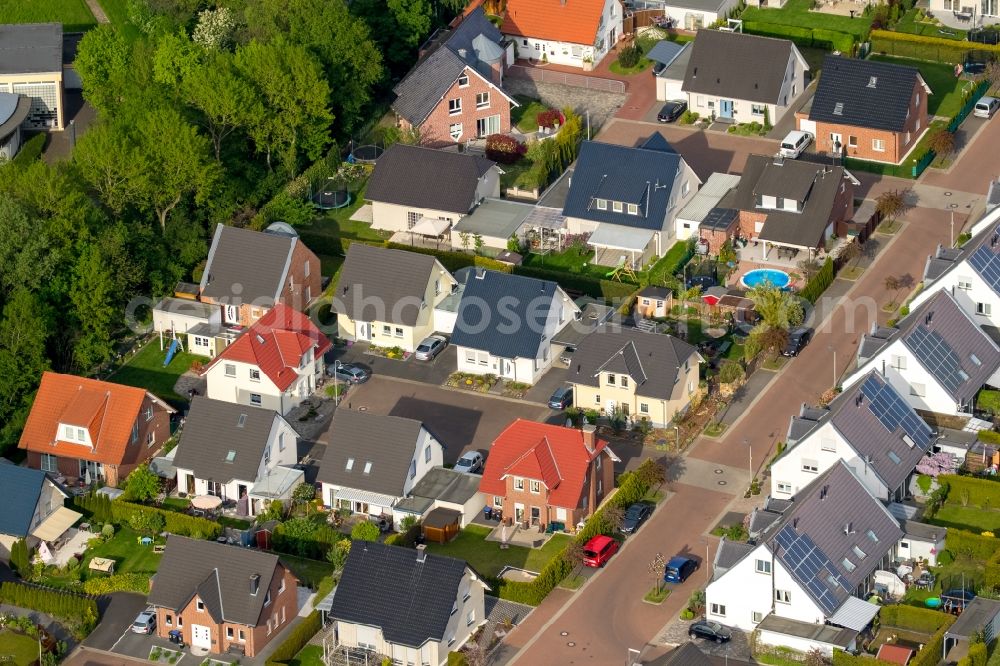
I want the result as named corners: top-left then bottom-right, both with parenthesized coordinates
top-left (332, 361), bottom-right (343, 404)
top-left (829, 344), bottom-right (837, 389)
top-left (745, 437), bottom-right (752, 476)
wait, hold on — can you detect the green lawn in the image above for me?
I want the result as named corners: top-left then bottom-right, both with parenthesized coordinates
top-left (288, 645), bottom-right (325, 666)
top-left (742, 0), bottom-right (872, 37)
top-left (82, 527), bottom-right (163, 576)
top-left (512, 96), bottom-right (549, 133)
top-left (499, 160), bottom-right (533, 191)
top-left (927, 504), bottom-right (1000, 533)
top-left (0, 0), bottom-right (96, 32)
top-left (108, 339), bottom-right (209, 406)
top-left (301, 180), bottom-right (387, 249)
top-left (609, 55), bottom-right (652, 76)
top-left (278, 554), bottom-right (336, 589)
top-left (424, 524), bottom-right (572, 578)
top-left (0, 630), bottom-right (41, 666)
top-left (523, 246), bottom-right (610, 280)
top-left (869, 55), bottom-right (968, 117)
top-left (895, 8), bottom-right (966, 40)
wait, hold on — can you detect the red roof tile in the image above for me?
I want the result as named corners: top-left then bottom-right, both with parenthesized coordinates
top-left (876, 644), bottom-right (913, 665)
top-left (19, 372), bottom-right (173, 465)
top-left (480, 419), bottom-right (612, 509)
top-left (208, 304), bottom-right (331, 391)
top-left (501, 0), bottom-right (609, 46)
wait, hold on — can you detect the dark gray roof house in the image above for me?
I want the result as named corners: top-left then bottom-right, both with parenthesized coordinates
top-left (720, 154), bottom-right (855, 249)
top-left (782, 370), bottom-right (935, 494)
top-left (567, 325), bottom-right (699, 400)
top-left (810, 55), bottom-right (930, 132)
top-left (450, 269), bottom-right (569, 360)
top-left (562, 134), bottom-right (691, 231)
top-left (334, 243), bottom-right (452, 327)
top-left (148, 536), bottom-right (290, 626)
top-left (392, 7), bottom-right (515, 128)
top-left (682, 30), bottom-right (803, 104)
top-left (365, 144), bottom-right (496, 214)
top-left (330, 541), bottom-right (485, 649)
top-left (0, 464), bottom-right (65, 539)
top-left (856, 289), bottom-right (1000, 406)
top-left (172, 397), bottom-right (293, 484)
top-left (0, 23), bottom-right (62, 75)
top-left (317, 410), bottom-right (438, 498)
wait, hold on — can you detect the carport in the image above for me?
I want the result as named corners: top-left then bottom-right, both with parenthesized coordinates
top-left (588, 224), bottom-right (656, 269)
top-left (943, 597), bottom-right (1000, 661)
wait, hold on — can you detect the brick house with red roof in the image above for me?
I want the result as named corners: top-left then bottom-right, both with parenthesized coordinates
top-left (502, 0), bottom-right (623, 68)
top-left (204, 304), bottom-right (331, 415)
top-left (479, 420), bottom-right (619, 531)
top-left (19, 372), bottom-right (176, 487)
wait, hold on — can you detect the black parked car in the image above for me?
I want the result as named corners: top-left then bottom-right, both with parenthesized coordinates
top-left (621, 502), bottom-right (653, 534)
top-left (657, 100), bottom-right (687, 123)
top-left (782, 327), bottom-right (812, 357)
top-left (689, 620), bottom-right (732, 644)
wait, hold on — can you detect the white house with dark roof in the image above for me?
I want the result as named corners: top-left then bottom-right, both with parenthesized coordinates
top-left (845, 289), bottom-right (1000, 416)
top-left (329, 541), bottom-right (488, 666)
top-left (450, 268), bottom-right (579, 384)
top-left (333, 244), bottom-right (458, 352)
top-left (171, 397), bottom-right (300, 518)
top-left (771, 370), bottom-right (936, 503)
top-left (0, 23), bottom-right (64, 130)
top-left (561, 134), bottom-right (700, 268)
top-left (317, 410), bottom-right (444, 529)
top-left (365, 144), bottom-right (500, 236)
top-left (681, 30), bottom-right (808, 125)
top-left (706, 461), bottom-right (901, 652)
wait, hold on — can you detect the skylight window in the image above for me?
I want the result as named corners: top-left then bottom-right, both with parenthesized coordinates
top-left (902, 434), bottom-right (915, 448)
top-left (958, 369), bottom-right (969, 381)
top-left (225, 450), bottom-right (237, 462)
top-left (826, 574), bottom-right (841, 588)
top-left (833, 102), bottom-right (844, 116)
top-left (841, 558), bottom-right (856, 572)
top-left (237, 414), bottom-right (246, 428)
top-left (888, 451), bottom-right (901, 464)
top-left (971, 354), bottom-right (982, 366)
top-left (852, 545), bottom-right (866, 560)
top-left (363, 461), bottom-right (373, 474)
top-left (867, 529), bottom-right (879, 542)
top-left (346, 458), bottom-right (354, 471)
top-left (867, 76), bottom-right (878, 88)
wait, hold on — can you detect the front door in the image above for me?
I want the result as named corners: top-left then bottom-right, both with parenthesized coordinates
top-left (191, 625), bottom-right (211, 650)
top-left (514, 503), bottom-right (525, 524)
top-left (357, 322), bottom-right (372, 341)
top-left (530, 507), bottom-right (541, 526)
top-left (502, 359), bottom-right (515, 380)
top-left (719, 100), bottom-right (734, 119)
top-left (830, 132), bottom-right (843, 153)
top-left (186, 474), bottom-right (195, 495)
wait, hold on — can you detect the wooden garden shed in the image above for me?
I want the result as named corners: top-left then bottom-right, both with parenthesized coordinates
top-left (422, 507), bottom-right (461, 544)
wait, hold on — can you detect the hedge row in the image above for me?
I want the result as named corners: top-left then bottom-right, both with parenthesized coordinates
top-left (0, 582), bottom-right (99, 638)
top-left (82, 573), bottom-right (152, 595)
top-left (832, 651), bottom-right (894, 666)
top-left (879, 604), bottom-right (953, 633)
top-left (938, 474), bottom-right (1000, 507)
top-left (911, 617), bottom-right (956, 666)
top-left (945, 528), bottom-right (996, 561)
top-left (265, 610), bottom-right (322, 666)
top-left (75, 494), bottom-right (222, 539)
top-left (510, 264), bottom-right (638, 302)
top-left (743, 21), bottom-right (857, 53)
top-left (977, 430), bottom-right (1000, 446)
top-left (383, 242), bottom-right (513, 274)
top-left (800, 257), bottom-right (835, 303)
top-left (871, 29), bottom-right (1000, 64)
top-left (985, 547), bottom-right (1000, 589)
top-left (493, 459), bottom-right (662, 605)
top-left (957, 642), bottom-right (988, 666)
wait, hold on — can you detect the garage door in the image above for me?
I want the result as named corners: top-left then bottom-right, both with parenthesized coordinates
top-left (799, 119), bottom-right (816, 135)
top-left (191, 625), bottom-right (212, 650)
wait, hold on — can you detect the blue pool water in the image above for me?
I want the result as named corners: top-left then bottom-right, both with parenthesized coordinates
top-left (741, 268), bottom-right (791, 290)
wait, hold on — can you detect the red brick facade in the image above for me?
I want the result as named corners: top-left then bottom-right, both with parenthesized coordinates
top-left (24, 394), bottom-right (172, 487)
top-left (401, 65), bottom-right (513, 148)
top-left (154, 565), bottom-right (298, 657)
top-left (798, 78), bottom-right (928, 164)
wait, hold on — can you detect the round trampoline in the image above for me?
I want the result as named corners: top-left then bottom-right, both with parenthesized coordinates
top-left (348, 144), bottom-right (383, 164)
top-left (312, 188), bottom-right (351, 210)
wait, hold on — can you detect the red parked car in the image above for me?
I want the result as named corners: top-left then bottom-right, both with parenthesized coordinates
top-left (582, 535), bottom-right (619, 567)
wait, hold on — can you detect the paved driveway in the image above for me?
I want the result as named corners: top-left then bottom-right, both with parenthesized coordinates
top-left (335, 376), bottom-right (551, 462)
top-left (84, 593), bottom-right (148, 651)
top-left (327, 342), bottom-right (456, 386)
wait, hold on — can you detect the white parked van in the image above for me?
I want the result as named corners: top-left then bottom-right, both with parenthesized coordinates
top-left (779, 130), bottom-right (813, 158)
top-left (975, 96), bottom-right (999, 119)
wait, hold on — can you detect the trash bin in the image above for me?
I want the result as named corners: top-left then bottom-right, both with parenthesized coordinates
top-left (483, 506), bottom-right (493, 520)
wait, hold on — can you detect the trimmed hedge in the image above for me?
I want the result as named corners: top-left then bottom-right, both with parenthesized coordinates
top-left (800, 257), bottom-right (835, 303)
top-left (82, 573), bottom-right (152, 595)
top-left (911, 617), bottom-right (956, 666)
top-left (251, 144), bottom-right (344, 230)
top-left (880, 604), bottom-right (953, 633)
top-left (832, 652), bottom-right (894, 666)
top-left (986, 548), bottom-right (1000, 589)
top-left (945, 529), bottom-right (996, 560)
top-left (871, 29), bottom-right (1000, 64)
top-left (957, 642), bottom-right (988, 666)
top-left (0, 582), bottom-right (99, 638)
top-left (938, 474), bottom-right (1000, 507)
top-left (265, 610), bottom-right (322, 666)
top-left (75, 494), bottom-right (222, 539)
top-left (511, 264), bottom-right (638, 302)
top-left (743, 21), bottom-right (857, 53)
top-left (977, 430), bottom-right (1000, 446)
top-left (383, 242), bottom-right (513, 274)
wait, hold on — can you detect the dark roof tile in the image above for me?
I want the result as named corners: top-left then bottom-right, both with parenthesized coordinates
top-left (810, 56), bottom-right (925, 132)
top-left (682, 30), bottom-right (800, 104)
top-left (365, 144), bottom-right (495, 214)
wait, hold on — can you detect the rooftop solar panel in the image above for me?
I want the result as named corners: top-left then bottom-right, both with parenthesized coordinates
top-left (906, 326), bottom-right (967, 394)
top-left (859, 375), bottom-right (933, 449)
top-left (969, 243), bottom-right (1000, 295)
top-left (774, 525), bottom-right (851, 614)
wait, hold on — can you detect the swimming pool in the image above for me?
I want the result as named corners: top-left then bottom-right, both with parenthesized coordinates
top-left (741, 268), bottom-right (791, 290)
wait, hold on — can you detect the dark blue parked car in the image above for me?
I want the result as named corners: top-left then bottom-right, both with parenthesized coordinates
top-left (548, 386), bottom-right (573, 410)
top-left (664, 556), bottom-right (698, 583)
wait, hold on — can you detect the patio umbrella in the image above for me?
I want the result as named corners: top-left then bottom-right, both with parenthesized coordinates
top-left (191, 495), bottom-right (223, 510)
top-left (83, 468), bottom-right (91, 486)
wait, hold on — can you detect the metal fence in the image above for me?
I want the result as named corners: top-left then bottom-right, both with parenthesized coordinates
top-left (507, 65), bottom-right (627, 95)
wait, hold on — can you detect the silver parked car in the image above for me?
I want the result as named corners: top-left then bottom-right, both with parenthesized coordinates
top-left (415, 335), bottom-right (448, 361)
top-left (454, 451), bottom-right (484, 474)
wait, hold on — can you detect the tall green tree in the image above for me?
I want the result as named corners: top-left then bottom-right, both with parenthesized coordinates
top-left (74, 25), bottom-right (133, 114)
top-left (72, 121), bottom-right (147, 215)
top-left (183, 51), bottom-right (254, 161)
top-left (0, 195), bottom-right (59, 299)
top-left (123, 463), bottom-right (161, 502)
top-left (0, 289), bottom-right (51, 454)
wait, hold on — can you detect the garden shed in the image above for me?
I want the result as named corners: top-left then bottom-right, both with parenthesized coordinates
top-left (944, 597), bottom-right (1000, 661)
top-left (422, 507), bottom-right (461, 544)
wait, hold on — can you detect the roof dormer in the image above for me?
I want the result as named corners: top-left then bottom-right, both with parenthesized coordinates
top-left (58, 423), bottom-right (93, 447)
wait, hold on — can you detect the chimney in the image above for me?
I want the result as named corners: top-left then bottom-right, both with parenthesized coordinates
top-left (416, 544), bottom-right (427, 563)
top-left (250, 573), bottom-right (261, 596)
top-left (582, 424), bottom-right (597, 454)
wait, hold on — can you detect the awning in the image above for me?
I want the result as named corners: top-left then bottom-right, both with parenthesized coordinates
top-left (332, 487), bottom-right (396, 508)
top-left (31, 507), bottom-right (82, 542)
top-left (588, 224), bottom-right (655, 252)
top-left (522, 206), bottom-right (567, 230)
top-left (828, 596), bottom-right (880, 632)
top-left (409, 216), bottom-right (451, 237)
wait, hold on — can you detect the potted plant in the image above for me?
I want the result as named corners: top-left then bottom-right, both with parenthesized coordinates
top-left (582, 55), bottom-right (594, 71)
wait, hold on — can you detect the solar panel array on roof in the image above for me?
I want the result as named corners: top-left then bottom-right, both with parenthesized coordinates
top-left (969, 241), bottom-right (1000, 294)
top-left (774, 524), bottom-right (851, 614)
top-left (906, 326), bottom-right (969, 394)
top-left (859, 375), bottom-right (933, 449)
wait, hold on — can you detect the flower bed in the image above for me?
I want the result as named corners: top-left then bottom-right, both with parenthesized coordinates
top-left (502, 381), bottom-right (531, 399)
top-left (365, 345), bottom-right (409, 360)
top-left (446, 372), bottom-right (498, 393)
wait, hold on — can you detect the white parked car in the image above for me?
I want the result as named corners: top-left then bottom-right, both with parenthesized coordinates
top-left (974, 96), bottom-right (999, 119)
top-left (132, 610), bottom-right (156, 634)
top-left (454, 451), bottom-right (484, 474)
top-left (779, 130), bottom-right (813, 158)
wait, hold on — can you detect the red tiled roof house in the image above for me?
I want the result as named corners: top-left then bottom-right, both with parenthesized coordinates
top-left (502, 0), bottom-right (624, 68)
top-left (204, 304), bottom-right (331, 415)
top-left (480, 420), bottom-right (619, 531)
top-left (19, 372), bottom-right (176, 487)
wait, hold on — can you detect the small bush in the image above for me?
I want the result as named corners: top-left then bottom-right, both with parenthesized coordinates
top-left (536, 109), bottom-right (564, 129)
top-left (485, 134), bottom-right (527, 164)
top-left (617, 43), bottom-right (642, 68)
top-left (350, 520), bottom-right (381, 542)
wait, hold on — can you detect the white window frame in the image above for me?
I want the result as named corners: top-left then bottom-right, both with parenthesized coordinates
top-left (801, 460), bottom-right (819, 473)
top-left (449, 123), bottom-right (463, 141)
top-left (225, 364), bottom-right (236, 377)
top-left (448, 98), bottom-right (462, 115)
top-left (458, 74), bottom-right (469, 88)
top-left (710, 603), bottom-right (726, 617)
top-left (514, 477), bottom-right (524, 491)
top-left (40, 453), bottom-right (58, 473)
top-left (977, 302), bottom-right (992, 316)
top-left (476, 91), bottom-right (490, 109)
top-left (775, 589), bottom-right (791, 604)
top-left (872, 138), bottom-right (886, 152)
top-left (529, 480), bottom-right (541, 494)
top-left (755, 559), bottom-right (771, 574)
top-left (776, 481), bottom-right (792, 494)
